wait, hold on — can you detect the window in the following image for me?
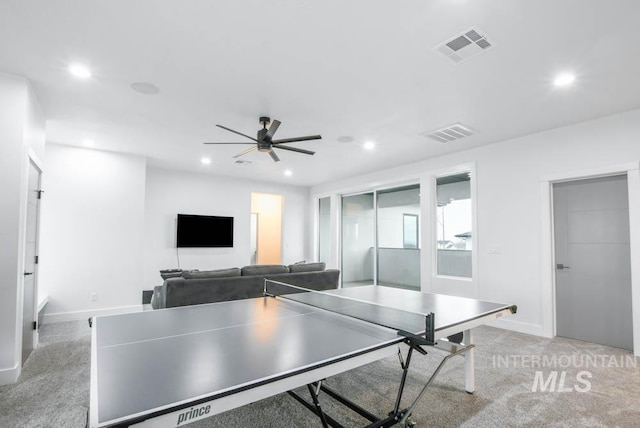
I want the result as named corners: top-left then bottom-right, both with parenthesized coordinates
top-left (403, 214), bottom-right (419, 249)
top-left (436, 172), bottom-right (472, 278)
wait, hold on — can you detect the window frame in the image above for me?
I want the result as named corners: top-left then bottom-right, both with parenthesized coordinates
top-left (430, 164), bottom-right (478, 293)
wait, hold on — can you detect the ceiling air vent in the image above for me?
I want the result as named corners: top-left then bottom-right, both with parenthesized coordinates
top-left (435, 27), bottom-right (493, 63)
top-left (422, 123), bottom-right (474, 144)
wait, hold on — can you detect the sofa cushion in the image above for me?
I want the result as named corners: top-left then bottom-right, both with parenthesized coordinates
top-left (288, 262), bottom-right (326, 273)
top-left (241, 264), bottom-right (289, 276)
top-left (182, 268), bottom-right (240, 279)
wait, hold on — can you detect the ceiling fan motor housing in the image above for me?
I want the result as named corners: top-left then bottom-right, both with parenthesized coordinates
top-left (257, 128), bottom-right (271, 152)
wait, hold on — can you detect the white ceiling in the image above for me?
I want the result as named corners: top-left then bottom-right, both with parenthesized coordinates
top-left (2, 0), bottom-right (640, 186)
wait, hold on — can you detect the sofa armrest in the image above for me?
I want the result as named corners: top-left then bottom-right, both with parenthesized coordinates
top-left (150, 285), bottom-right (166, 310)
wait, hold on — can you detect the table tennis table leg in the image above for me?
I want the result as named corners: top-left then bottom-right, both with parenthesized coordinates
top-left (464, 329), bottom-right (475, 394)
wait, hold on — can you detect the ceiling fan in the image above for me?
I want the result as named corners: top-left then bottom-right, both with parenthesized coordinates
top-left (203, 116), bottom-right (322, 162)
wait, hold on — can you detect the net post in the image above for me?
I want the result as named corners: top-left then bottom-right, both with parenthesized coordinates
top-left (425, 312), bottom-right (435, 345)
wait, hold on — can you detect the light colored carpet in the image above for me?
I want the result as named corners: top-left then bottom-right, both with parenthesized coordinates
top-left (1, 321), bottom-right (638, 427)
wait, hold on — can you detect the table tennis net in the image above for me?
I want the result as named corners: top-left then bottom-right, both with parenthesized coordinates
top-left (264, 280), bottom-right (431, 338)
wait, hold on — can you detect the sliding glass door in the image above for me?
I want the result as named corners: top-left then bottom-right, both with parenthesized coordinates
top-left (341, 193), bottom-right (375, 287)
top-left (318, 197), bottom-right (331, 263)
top-left (376, 185), bottom-right (420, 290)
top-left (340, 184), bottom-right (420, 290)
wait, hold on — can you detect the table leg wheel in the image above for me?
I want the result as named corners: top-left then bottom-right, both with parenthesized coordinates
top-left (404, 415), bottom-right (417, 427)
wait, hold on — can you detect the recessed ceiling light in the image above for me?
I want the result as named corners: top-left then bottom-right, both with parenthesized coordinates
top-left (553, 72), bottom-right (575, 87)
top-left (201, 157), bottom-right (211, 165)
top-left (130, 82), bottom-right (160, 95)
top-left (364, 141), bottom-right (375, 150)
top-left (82, 139), bottom-right (94, 147)
top-left (284, 169), bottom-right (293, 177)
top-left (69, 63), bottom-right (92, 79)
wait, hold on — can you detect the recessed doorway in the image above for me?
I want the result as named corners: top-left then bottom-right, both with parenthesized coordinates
top-left (251, 193), bottom-right (283, 264)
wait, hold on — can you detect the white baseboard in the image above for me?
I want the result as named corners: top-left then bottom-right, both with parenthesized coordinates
top-left (0, 362), bottom-right (20, 386)
top-left (42, 304), bottom-right (144, 324)
top-left (487, 318), bottom-right (549, 338)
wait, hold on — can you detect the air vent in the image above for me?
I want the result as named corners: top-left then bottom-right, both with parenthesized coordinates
top-left (234, 160), bottom-right (254, 165)
top-left (435, 27), bottom-right (493, 63)
top-left (422, 123), bottom-right (474, 144)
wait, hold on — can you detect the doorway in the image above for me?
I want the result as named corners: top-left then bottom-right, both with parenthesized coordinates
top-left (250, 193), bottom-right (283, 264)
top-left (553, 175), bottom-right (633, 350)
top-left (22, 159), bottom-right (42, 363)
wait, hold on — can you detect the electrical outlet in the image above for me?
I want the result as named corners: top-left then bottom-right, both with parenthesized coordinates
top-left (90, 292), bottom-right (97, 301)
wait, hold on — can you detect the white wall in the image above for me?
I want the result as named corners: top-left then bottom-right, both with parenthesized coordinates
top-left (38, 144), bottom-right (147, 321)
top-left (312, 108), bottom-right (640, 338)
top-left (0, 73), bottom-right (45, 384)
top-left (143, 167), bottom-right (309, 289)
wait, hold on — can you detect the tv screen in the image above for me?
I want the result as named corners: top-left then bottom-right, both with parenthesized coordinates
top-left (176, 214), bottom-right (234, 248)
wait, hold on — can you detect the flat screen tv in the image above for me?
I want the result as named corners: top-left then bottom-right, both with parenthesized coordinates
top-left (176, 214), bottom-right (234, 248)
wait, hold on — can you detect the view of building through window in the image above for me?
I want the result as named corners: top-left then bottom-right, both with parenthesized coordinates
top-left (436, 172), bottom-right (472, 278)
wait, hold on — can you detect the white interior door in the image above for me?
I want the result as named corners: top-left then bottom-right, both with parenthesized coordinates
top-left (22, 160), bottom-right (41, 363)
top-left (553, 175), bottom-right (633, 351)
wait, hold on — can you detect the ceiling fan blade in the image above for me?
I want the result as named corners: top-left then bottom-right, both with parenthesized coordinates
top-left (203, 142), bottom-right (255, 145)
top-left (233, 146), bottom-right (258, 158)
top-left (268, 149), bottom-right (280, 162)
top-left (271, 135), bottom-right (322, 144)
top-left (263, 119), bottom-right (281, 142)
top-left (273, 145), bottom-right (315, 156)
top-left (216, 124), bottom-right (258, 142)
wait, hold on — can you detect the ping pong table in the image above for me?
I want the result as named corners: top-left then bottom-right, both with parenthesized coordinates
top-left (89, 281), bottom-right (516, 428)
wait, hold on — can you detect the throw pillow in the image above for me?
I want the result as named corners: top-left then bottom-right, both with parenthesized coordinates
top-left (182, 268), bottom-right (241, 279)
top-left (160, 269), bottom-right (183, 280)
top-left (288, 262), bottom-right (326, 273)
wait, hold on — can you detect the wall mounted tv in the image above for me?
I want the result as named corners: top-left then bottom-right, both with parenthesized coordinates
top-left (176, 214), bottom-right (234, 248)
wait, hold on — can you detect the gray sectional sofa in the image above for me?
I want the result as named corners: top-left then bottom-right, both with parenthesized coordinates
top-left (151, 262), bottom-right (340, 309)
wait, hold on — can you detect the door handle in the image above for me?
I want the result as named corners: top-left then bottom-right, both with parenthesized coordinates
top-left (556, 264), bottom-right (571, 270)
top-left (23, 272), bottom-right (34, 276)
